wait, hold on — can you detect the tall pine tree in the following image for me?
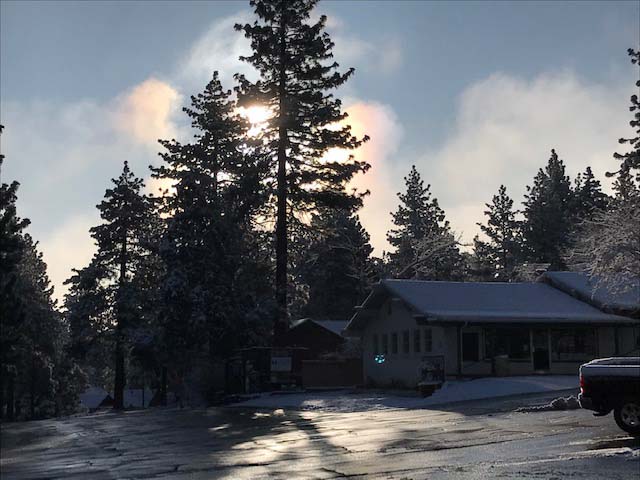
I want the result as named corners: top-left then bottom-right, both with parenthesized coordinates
top-left (151, 72), bottom-right (270, 393)
top-left (235, 0), bottom-right (370, 340)
top-left (87, 161), bottom-right (155, 409)
top-left (0, 125), bottom-right (30, 419)
top-left (612, 48), bottom-right (640, 177)
top-left (387, 166), bottom-right (465, 280)
top-left (522, 149), bottom-right (574, 269)
top-left (474, 185), bottom-right (523, 281)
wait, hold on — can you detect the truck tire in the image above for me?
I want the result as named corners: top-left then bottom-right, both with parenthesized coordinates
top-left (614, 400), bottom-right (640, 436)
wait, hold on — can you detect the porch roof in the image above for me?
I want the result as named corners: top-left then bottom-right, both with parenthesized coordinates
top-left (542, 271), bottom-right (639, 316)
top-left (346, 279), bottom-right (636, 333)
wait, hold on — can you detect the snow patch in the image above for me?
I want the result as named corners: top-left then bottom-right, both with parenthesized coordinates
top-left (229, 376), bottom-right (578, 412)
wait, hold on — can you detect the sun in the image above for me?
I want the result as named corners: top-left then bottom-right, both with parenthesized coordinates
top-left (241, 105), bottom-right (272, 124)
top-left (237, 105), bottom-right (272, 137)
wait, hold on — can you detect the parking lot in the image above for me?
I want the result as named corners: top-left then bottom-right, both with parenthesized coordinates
top-left (2, 392), bottom-right (639, 479)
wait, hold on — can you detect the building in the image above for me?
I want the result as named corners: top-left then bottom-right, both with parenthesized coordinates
top-left (283, 318), bottom-right (349, 358)
top-left (542, 271), bottom-right (640, 319)
top-left (345, 278), bottom-right (639, 388)
top-left (283, 318), bottom-right (362, 388)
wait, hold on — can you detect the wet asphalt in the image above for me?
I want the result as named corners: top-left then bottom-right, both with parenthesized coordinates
top-left (1, 391), bottom-right (639, 479)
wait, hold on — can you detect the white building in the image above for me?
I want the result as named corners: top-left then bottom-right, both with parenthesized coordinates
top-left (345, 276), bottom-right (639, 388)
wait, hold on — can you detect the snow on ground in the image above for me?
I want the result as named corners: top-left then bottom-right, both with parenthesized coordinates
top-left (230, 376), bottom-right (578, 412)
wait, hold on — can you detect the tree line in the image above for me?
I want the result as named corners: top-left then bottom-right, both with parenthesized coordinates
top-left (1, 0), bottom-right (637, 418)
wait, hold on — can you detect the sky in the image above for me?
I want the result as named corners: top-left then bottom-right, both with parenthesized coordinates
top-left (1, 0), bottom-right (639, 302)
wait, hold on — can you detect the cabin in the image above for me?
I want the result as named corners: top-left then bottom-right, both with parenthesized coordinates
top-left (345, 278), bottom-right (639, 388)
top-left (282, 318), bottom-right (349, 358)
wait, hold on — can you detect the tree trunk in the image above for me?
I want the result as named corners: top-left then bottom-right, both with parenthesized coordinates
top-left (113, 334), bottom-right (125, 409)
top-left (6, 371), bottom-right (15, 421)
top-left (29, 355), bottom-right (36, 420)
top-left (160, 366), bottom-right (167, 406)
top-left (114, 231), bottom-right (128, 410)
top-left (274, 10), bottom-right (288, 346)
top-left (0, 369), bottom-right (5, 420)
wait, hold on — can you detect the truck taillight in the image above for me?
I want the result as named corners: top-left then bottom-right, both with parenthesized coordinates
top-left (579, 374), bottom-right (586, 394)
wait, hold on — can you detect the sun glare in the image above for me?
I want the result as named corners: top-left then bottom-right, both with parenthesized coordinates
top-left (242, 105), bottom-right (272, 124)
top-left (238, 105), bottom-right (272, 136)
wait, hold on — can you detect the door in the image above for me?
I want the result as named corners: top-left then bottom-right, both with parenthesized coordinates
top-left (532, 329), bottom-right (550, 371)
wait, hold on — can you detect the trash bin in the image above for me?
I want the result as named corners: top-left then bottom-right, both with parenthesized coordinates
top-left (494, 355), bottom-right (510, 377)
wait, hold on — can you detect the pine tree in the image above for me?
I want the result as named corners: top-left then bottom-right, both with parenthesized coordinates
top-left (474, 185), bottom-right (523, 281)
top-left (522, 149), bottom-right (574, 269)
top-left (14, 235), bottom-right (72, 419)
top-left (88, 161), bottom-right (155, 409)
top-left (612, 49), bottom-right (640, 177)
top-left (299, 209), bottom-right (376, 319)
top-left (612, 167), bottom-right (639, 202)
top-left (2, 125), bottom-right (85, 419)
top-left (0, 125), bottom-right (31, 419)
top-left (569, 49), bottom-right (640, 287)
top-left (572, 167), bottom-right (609, 221)
top-left (387, 166), bottom-right (465, 280)
top-left (235, 0), bottom-right (370, 340)
top-left (151, 72), bottom-right (267, 386)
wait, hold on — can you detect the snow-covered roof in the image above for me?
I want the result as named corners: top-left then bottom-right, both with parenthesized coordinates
top-left (346, 279), bottom-right (634, 332)
top-left (79, 386), bottom-right (112, 409)
top-left (290, 318), bottom-right (348, 337)
top-left (542, 271), bottom-right (639, 315)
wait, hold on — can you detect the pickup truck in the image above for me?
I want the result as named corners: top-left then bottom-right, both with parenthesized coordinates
top-left (578, 357), bottom-right (640, 435)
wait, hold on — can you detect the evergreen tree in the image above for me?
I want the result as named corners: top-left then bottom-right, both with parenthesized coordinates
top-left (151, 72), bottom-right (270, 397)
top-left (572, 166), bottom-right (609, 221)
top-left (235, 0), bottom-right (370, 340)
top-left (2, 125), bottom-right (85, 419)
top-left (612, 167), bottom-right (639, 202)
top-left (612, 48), bottom-right (640, 177)
top-left (474, 185), bottom-right (523, 281)
top-left (299, 209), bottom-right (376, 319)
top-left (87, 161), bottom-right (156, 409)
top-left (0, 126), bottom-right (30, 419)
top-left (387, 166), bottom-right (465, 280)
top-left (522, 149), bottom-right (574, 269)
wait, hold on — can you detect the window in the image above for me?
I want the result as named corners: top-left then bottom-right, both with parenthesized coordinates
top-left (403, 331), bottom-right (410, 353)
top-left (382, 334), bottom-right (389, 355)
top-left (485, 328), bottom-right (530, 360)
top-left (424, 329), bottom-right (433, 353)
top-left (413, 329), bottom-right (421, 353)
top-left (551, 328), bottom-right (596, 362)
top-left (462, 332), bottom-right (480, 362)
top-left (373, 334), bottom-right (379, 355)
top-left (391, 333), bottom-right (398, 354)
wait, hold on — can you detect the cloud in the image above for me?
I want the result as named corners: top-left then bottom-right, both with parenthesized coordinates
top-left (343, 100), bottom-right (404, 255)
top-left (178, 11), bottom-right (255, 89)
top-left (417, 70), bottom-right (635, 244)
top-left (2, 76), bottom-right (184, 302)
top-left (39, 214), bottom-right (98, 303)
top-left (112, 78), bottom-right (182, 148)
top-left (317, 8), bottom-right (403, 75)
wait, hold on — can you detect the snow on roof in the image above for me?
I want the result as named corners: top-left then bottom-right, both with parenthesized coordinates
top-left (347, 279), bottom-right (634, 332)
top-left (542, 271), bottom-right (639, 314)
top-left (79, 386), bottom-right (112, 409)
top-left (290, 318), bottom-right (348, 337)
